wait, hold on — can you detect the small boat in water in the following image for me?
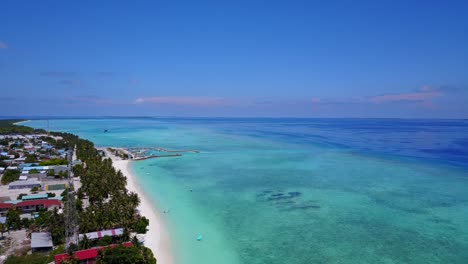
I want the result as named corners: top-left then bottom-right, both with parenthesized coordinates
top-left (197, 235), bottom-right (203, 241)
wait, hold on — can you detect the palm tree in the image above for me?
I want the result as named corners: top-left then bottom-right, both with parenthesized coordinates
top-left (80, 234), bottom-right (91, 250)
top-left (131, 235), bottom-right (140, 248)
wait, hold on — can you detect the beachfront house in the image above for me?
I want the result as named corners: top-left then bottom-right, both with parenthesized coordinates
top-left (54, 242), bottom-right (132, 264)
top-left (78, 228), bottom-right (124, 241)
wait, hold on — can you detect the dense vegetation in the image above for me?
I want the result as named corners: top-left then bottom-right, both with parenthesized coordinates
top-left (96, 243), bottom-right (156, 264)
top-left (2, 208), bottom-right (65, 245)
top-left (28, 168), bottom-right (39, 174)
top-left (73, 138), bottom-right (149, 234)
top-left (25, 154), bottom-right (38, 163)
top-left (4, 253), bottom-right (49, 264)
top-left (39, 158), bottom-right (68, 166)
top-left (51, 131), bottom-right (152, 258)
top-left (1, 169), bottom-right (20, 184)
top-left (0, 120), bottom-right (46, 134)
top-left (5, 208), bottom-right (22, 230)
top-left (32, 208), bottom-right (66, 245)
top-left (55, 131), bottom-right (153, 261)
top-left (0, 160), bottom-right (8, 168)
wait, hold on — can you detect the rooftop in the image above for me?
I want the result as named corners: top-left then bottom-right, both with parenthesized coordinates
top-left (23, 165), bottom-right (69, 171)
top-left (0, 196), bottom-right (10, 203)
top-left (79, 228), bottom-right (124, 240)
top-left (0, 203), bottom-right (14, 209)
top-left (54, 242), bottom-right (132, 263)
top-left (4, 200), bottom-right (22, 204)
top-left (22, 193), bottom-right (49, 200)
top-left (16, 199), bottom-right (61, 208)
top-left (31, 232), bottom-right (53, 248)
top-left (9, 179), bottom-right (41, 186)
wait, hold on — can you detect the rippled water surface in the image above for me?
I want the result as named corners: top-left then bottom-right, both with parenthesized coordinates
top-left (26, 118), bottom-right (468, 264)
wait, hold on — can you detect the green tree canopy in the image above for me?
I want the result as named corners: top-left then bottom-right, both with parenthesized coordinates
top-left (29, 168), bottom-right (39, 174)
top-left (0, 119), bottom-right (45, 135)
top-left (6, 208), bottom-right (21, 230)
top-left (96, 245), bottom-right (156, 264)
top-left (4, 254), bottom-right (49, 264)
top-left (39, 158), bottom-right (68, 166)
top-left (25, 154), bottom-right (38, 163)
top-left (1, 169), bottom-right (20, 184)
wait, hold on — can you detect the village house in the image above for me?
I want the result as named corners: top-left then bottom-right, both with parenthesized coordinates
top-left (54, 242), bottom-right (132, 264)
top-left (0, 199), bottom-right (62, 214)
top-left (8, 179), bottom-right (42, 190)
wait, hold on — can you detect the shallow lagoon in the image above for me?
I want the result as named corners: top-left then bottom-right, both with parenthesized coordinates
top-left (26, 118), bottom-right (468, 264)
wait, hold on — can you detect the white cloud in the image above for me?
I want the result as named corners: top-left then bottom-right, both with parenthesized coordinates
top-left (0, 41), bottom-right (8, 49)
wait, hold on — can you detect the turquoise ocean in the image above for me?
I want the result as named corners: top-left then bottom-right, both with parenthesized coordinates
top-left (25, 118), bottom-right (468, 264)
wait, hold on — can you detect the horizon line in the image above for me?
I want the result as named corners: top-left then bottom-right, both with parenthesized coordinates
top-left (1, 116), bottom-right (467, 121)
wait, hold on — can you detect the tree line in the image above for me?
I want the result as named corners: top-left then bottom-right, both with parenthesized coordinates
top-left (0, 120), bottom-right (46, 134)
top-left (51, 130), bottom-right (154, 263)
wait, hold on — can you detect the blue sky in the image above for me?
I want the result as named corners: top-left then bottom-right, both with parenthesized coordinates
top-left (1, 0), bottom-right (467, 118)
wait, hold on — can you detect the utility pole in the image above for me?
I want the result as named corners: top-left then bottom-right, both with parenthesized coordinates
top-left (65, 149), bottom-right (79, 250)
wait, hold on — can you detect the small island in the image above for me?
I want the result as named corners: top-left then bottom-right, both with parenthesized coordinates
top-left (0, 120), bottom-right (157, 264)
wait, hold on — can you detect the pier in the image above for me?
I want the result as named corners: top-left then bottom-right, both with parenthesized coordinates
top-left (124, 147), bottom-right (200, 160)
top-left (132, 154), bottom-right (182, 160)
top-left (156, 148), bottom-right (200, 153)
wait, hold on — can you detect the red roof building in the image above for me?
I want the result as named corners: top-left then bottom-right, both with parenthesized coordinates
top-left (16, 199), bottom-right (61, 207)
top-left (0, 203), bottom-right (13, 209)
top-left (54, 242), bottom-right (132, 264)
top-left (16, 199), bottom-right (61, 213)
top-left (0, 203), bottom-right (14, 212)
top-left (0, 199), bottom-right (61, 214)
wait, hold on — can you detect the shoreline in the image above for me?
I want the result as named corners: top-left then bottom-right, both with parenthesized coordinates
top-left (106, 150), bottom-right (175, 264)
top-left (13, 120), bottom-right (31, 125)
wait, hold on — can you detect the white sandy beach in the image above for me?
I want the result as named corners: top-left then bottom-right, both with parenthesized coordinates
top-left (109, 152), bottom-right (174, 264)
top-left (13, 120), bottom-right (30, 125)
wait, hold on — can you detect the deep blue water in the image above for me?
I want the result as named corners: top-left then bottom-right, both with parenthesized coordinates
top-left (155, 118), bottom-right (468, 168)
